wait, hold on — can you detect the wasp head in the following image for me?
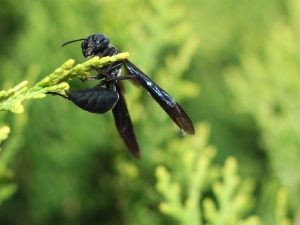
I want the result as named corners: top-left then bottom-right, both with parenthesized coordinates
top-left (61, 33), bottom-right (110, 58)
top-left (81, 34), bottom-right (110, 58)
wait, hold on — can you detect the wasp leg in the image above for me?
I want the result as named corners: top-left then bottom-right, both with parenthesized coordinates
top-left (47, 91), bottom-right (70, 100)
top-left (106, 75), bottom-right (136, 82)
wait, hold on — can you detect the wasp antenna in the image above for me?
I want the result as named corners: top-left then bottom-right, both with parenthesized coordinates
top-left (61, 38), bottom-right (86, 47)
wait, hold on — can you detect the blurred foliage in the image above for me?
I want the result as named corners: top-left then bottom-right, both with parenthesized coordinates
top-left (156, 125), bottom-right (291, 225)
top-left (0, 126), bottom-right (17, 205)
top-left (0, 163), bottom-right (17, 206)
top-left (225, 0), bottom-right (300, 211)
top-left (0, 126), bottom-right (10, 144)
top-left (0, 0), bottom-right (298, 224)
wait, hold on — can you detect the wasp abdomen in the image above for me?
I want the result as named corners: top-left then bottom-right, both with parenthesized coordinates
top-left (66, 86), bottom-right (119, 114)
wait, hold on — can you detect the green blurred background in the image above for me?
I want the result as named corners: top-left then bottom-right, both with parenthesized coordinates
top-left (0, 0), bottom-right (299, 224)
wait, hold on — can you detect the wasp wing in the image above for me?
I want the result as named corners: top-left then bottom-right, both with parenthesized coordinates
top-left (112, 84), bottom-right (140, 159)
top-left (124, 60), bottom-right (195, 135)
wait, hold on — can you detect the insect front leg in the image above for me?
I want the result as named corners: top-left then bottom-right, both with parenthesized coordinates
top-left (97, 61), bottom-right (124, 75)
top-left (79, 62), bottom-right (123, 82)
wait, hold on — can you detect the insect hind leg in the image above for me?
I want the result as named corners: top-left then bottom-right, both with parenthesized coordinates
top-left (47, 91), bottom-right (70, 100)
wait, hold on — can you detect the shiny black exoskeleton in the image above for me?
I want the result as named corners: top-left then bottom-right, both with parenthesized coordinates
top-left (61, 33), bottom-right (195, 158)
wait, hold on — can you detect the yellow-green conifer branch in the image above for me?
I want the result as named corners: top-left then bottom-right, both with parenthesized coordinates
top-left (0, 52), bottom-right (129, 114)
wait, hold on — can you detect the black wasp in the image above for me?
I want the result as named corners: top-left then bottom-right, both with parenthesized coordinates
top-left (61, 34), bottom-right (195, 158)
